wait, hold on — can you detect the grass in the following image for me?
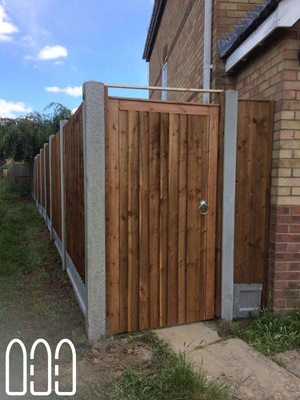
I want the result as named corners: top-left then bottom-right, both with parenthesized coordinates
top-left (75, 332), bottom-right (234, 400)
top-left (0, 177), bottom-right (85, 357)
top-left (230, 309), bottom-right (300, 356)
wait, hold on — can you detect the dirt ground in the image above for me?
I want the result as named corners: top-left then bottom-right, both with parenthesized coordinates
top-left (0, 239), bottom-right (154, 399)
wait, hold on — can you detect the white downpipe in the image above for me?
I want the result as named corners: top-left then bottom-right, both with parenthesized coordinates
top-left (203, 0), bottom-right (213, 103)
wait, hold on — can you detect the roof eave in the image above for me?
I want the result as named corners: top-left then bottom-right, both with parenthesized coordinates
top-left (218, 0), bottom-right (281, 59)
top-left (143, 0), bottom-right (166, 62)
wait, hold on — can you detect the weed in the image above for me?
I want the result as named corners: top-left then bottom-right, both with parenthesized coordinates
top-left (229, 309), bottom-right (300, 355)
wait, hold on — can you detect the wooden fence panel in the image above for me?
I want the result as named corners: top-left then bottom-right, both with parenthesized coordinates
top-left (41, 149), bottom-right (45, 208)
top-left (37, 156), bottom-right (40, 204)
top-left (45, 144), bottom-right (50, 218)
top-left (234, 100), bottom-right (273, 284)
top-left (51, 132), bottom-right (61, 239)
top-left (64, 105), bottom-right (85, 282)
top-left (34, 157), bottom-right (37, 200)
top-left (106, 98), bottom-right (219, 334)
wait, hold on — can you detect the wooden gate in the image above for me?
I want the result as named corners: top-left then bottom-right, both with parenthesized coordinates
top-left (106, 98), bottom-right (219, 334)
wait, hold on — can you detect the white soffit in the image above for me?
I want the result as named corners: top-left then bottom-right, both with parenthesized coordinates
top-left (226, 0), bottom-right (300, 72)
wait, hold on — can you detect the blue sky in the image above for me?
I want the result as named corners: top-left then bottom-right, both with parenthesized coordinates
top-left (0, 0), bottom-right (154, 118)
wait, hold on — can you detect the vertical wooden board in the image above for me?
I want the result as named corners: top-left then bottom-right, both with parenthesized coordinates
top-left (139, 111), bottom-right (150, 330)
top-left (105, 99), bottom-right (120, 334)
top-left (36, 157), bottom-right (39, 203)
top-left (119, 110), bottom-right (129, 332)
top-left (167, 113), bottom-right (180, 326)
top-left (263, 101), bottom-right (274, 306)
top-left (149, 112), bottom-right (160, 328)
top-left (159, 113), bottom-right (169, 327)
top-left (178, 114), bottom-right (188, 324)
top-left (215, 94), bottom-right (224, 317)
top-left (235, 101), bottom-right (250, 283)
top-left (64, 121), bottom-right (71, 260)
top-left (253, 102), bottom-right (270, 284)
top-left (46, 144), bottom-right (50, 217)
top-left (245, 101), bottom-right (257, 283)
top-left (128, 111), bottom-right (139, 331)
top-left (40, 150), bottom-right (43, 207)
top-left (34, 159), bottom-right (36, 198)
top-left (205, 108), bottom-right (218, 319)
top-left (77, 106), bottom-right (85, 281)
top-left (39, 154), bottom-right (42, 205)
top-left (199, 116), bottom-right (208, 321)
top-left (54, 132), bottom-right (62, 240)
top-left (41, 149), bottom-right (45, 208)
top-left (234, 101), bottom-right (257, 283)
top-left (186, 115), bottom-right (202, 323)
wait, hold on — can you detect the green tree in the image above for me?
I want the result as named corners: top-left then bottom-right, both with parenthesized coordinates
top-left (0, 103), bottom-right (72, 163)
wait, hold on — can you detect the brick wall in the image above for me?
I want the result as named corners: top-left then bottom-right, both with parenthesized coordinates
top-left (269, 205), bottom-right (300, 310)
top-left (211, 0), bottom-right (266, 96)
top-left (149, 0), bottom-right (205, 102)
top-left (148, 1), bottom-right (266, 100)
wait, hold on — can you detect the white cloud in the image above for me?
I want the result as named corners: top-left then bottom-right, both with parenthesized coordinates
top-left (53, 60), bottom-right (64, 66)
top-left (45, 86), bottom-right (82, 97)
top-left (0, 4), bottom-right (18, 41)
top-left (72, 107), bottom-right (78, 115)
top-left (0, 99), bottom-right (32, 118)
top-left (38, 45), bottom-right (68, 60)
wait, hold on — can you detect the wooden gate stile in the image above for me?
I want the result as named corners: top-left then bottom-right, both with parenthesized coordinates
top-left (106, 97), bottom-right (219, 334)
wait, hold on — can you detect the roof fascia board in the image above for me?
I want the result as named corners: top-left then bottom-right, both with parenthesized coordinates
top-left (143, 0), bottom-right (166, 61)
top-left (226, 0), bottom-right (300, 72)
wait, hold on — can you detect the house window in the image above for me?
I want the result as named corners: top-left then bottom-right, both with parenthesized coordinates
top-left (162, 59), bottom-right (167, 100)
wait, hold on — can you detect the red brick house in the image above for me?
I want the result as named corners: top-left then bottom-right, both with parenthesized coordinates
top-left (143, 0), bottom-right (300, 315)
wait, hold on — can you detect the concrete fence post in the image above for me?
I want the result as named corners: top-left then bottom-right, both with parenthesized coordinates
top-left (221, 90), bottom-right (238, 321)
top-left (49, 135), bottom-right (54, 240)
top-left (60, 120), bottom-right (68, 270)
top-left (44, 143), bottom-right (47, 225)
top-left (83, 81), bottom-right (106, 343)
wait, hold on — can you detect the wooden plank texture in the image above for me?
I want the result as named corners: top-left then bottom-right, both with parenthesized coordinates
top-left (105, 97), bottom-right (222, 334)
top-left (64, 105), bottom-right (85, 282)
top-left (234, 100), bottom-right (273, 285)
top-left (51, 132), bottom-right (62, 239)
top-left (139, 111), bottom-right (150, 330)
top-left (106, 98), bottom-right (120, 334)
top-left (41, 149), bottom-right (45, 208)
top-left (128, 111), bottom-right (140, 331)
top-left (45, 144), bottom-right (50, 218)
top-left (149, 112), bottom-right (160, 329)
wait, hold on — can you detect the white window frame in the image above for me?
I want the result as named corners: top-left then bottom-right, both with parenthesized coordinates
top-left (162, 59), bottom-right (167, 100)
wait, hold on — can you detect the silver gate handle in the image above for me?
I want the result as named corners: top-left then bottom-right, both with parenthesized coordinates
top-left (199, 200), bottom-right (209, 215)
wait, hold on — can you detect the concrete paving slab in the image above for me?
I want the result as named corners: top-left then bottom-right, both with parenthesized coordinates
top-left (195, 338), bottom-right (300, 399)
top-left (155, 323), bottom-right (300, 399)
top-left (155, 322), bottom-right (221, 353)
top-left (274, 349), bottom-right (300, 378)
